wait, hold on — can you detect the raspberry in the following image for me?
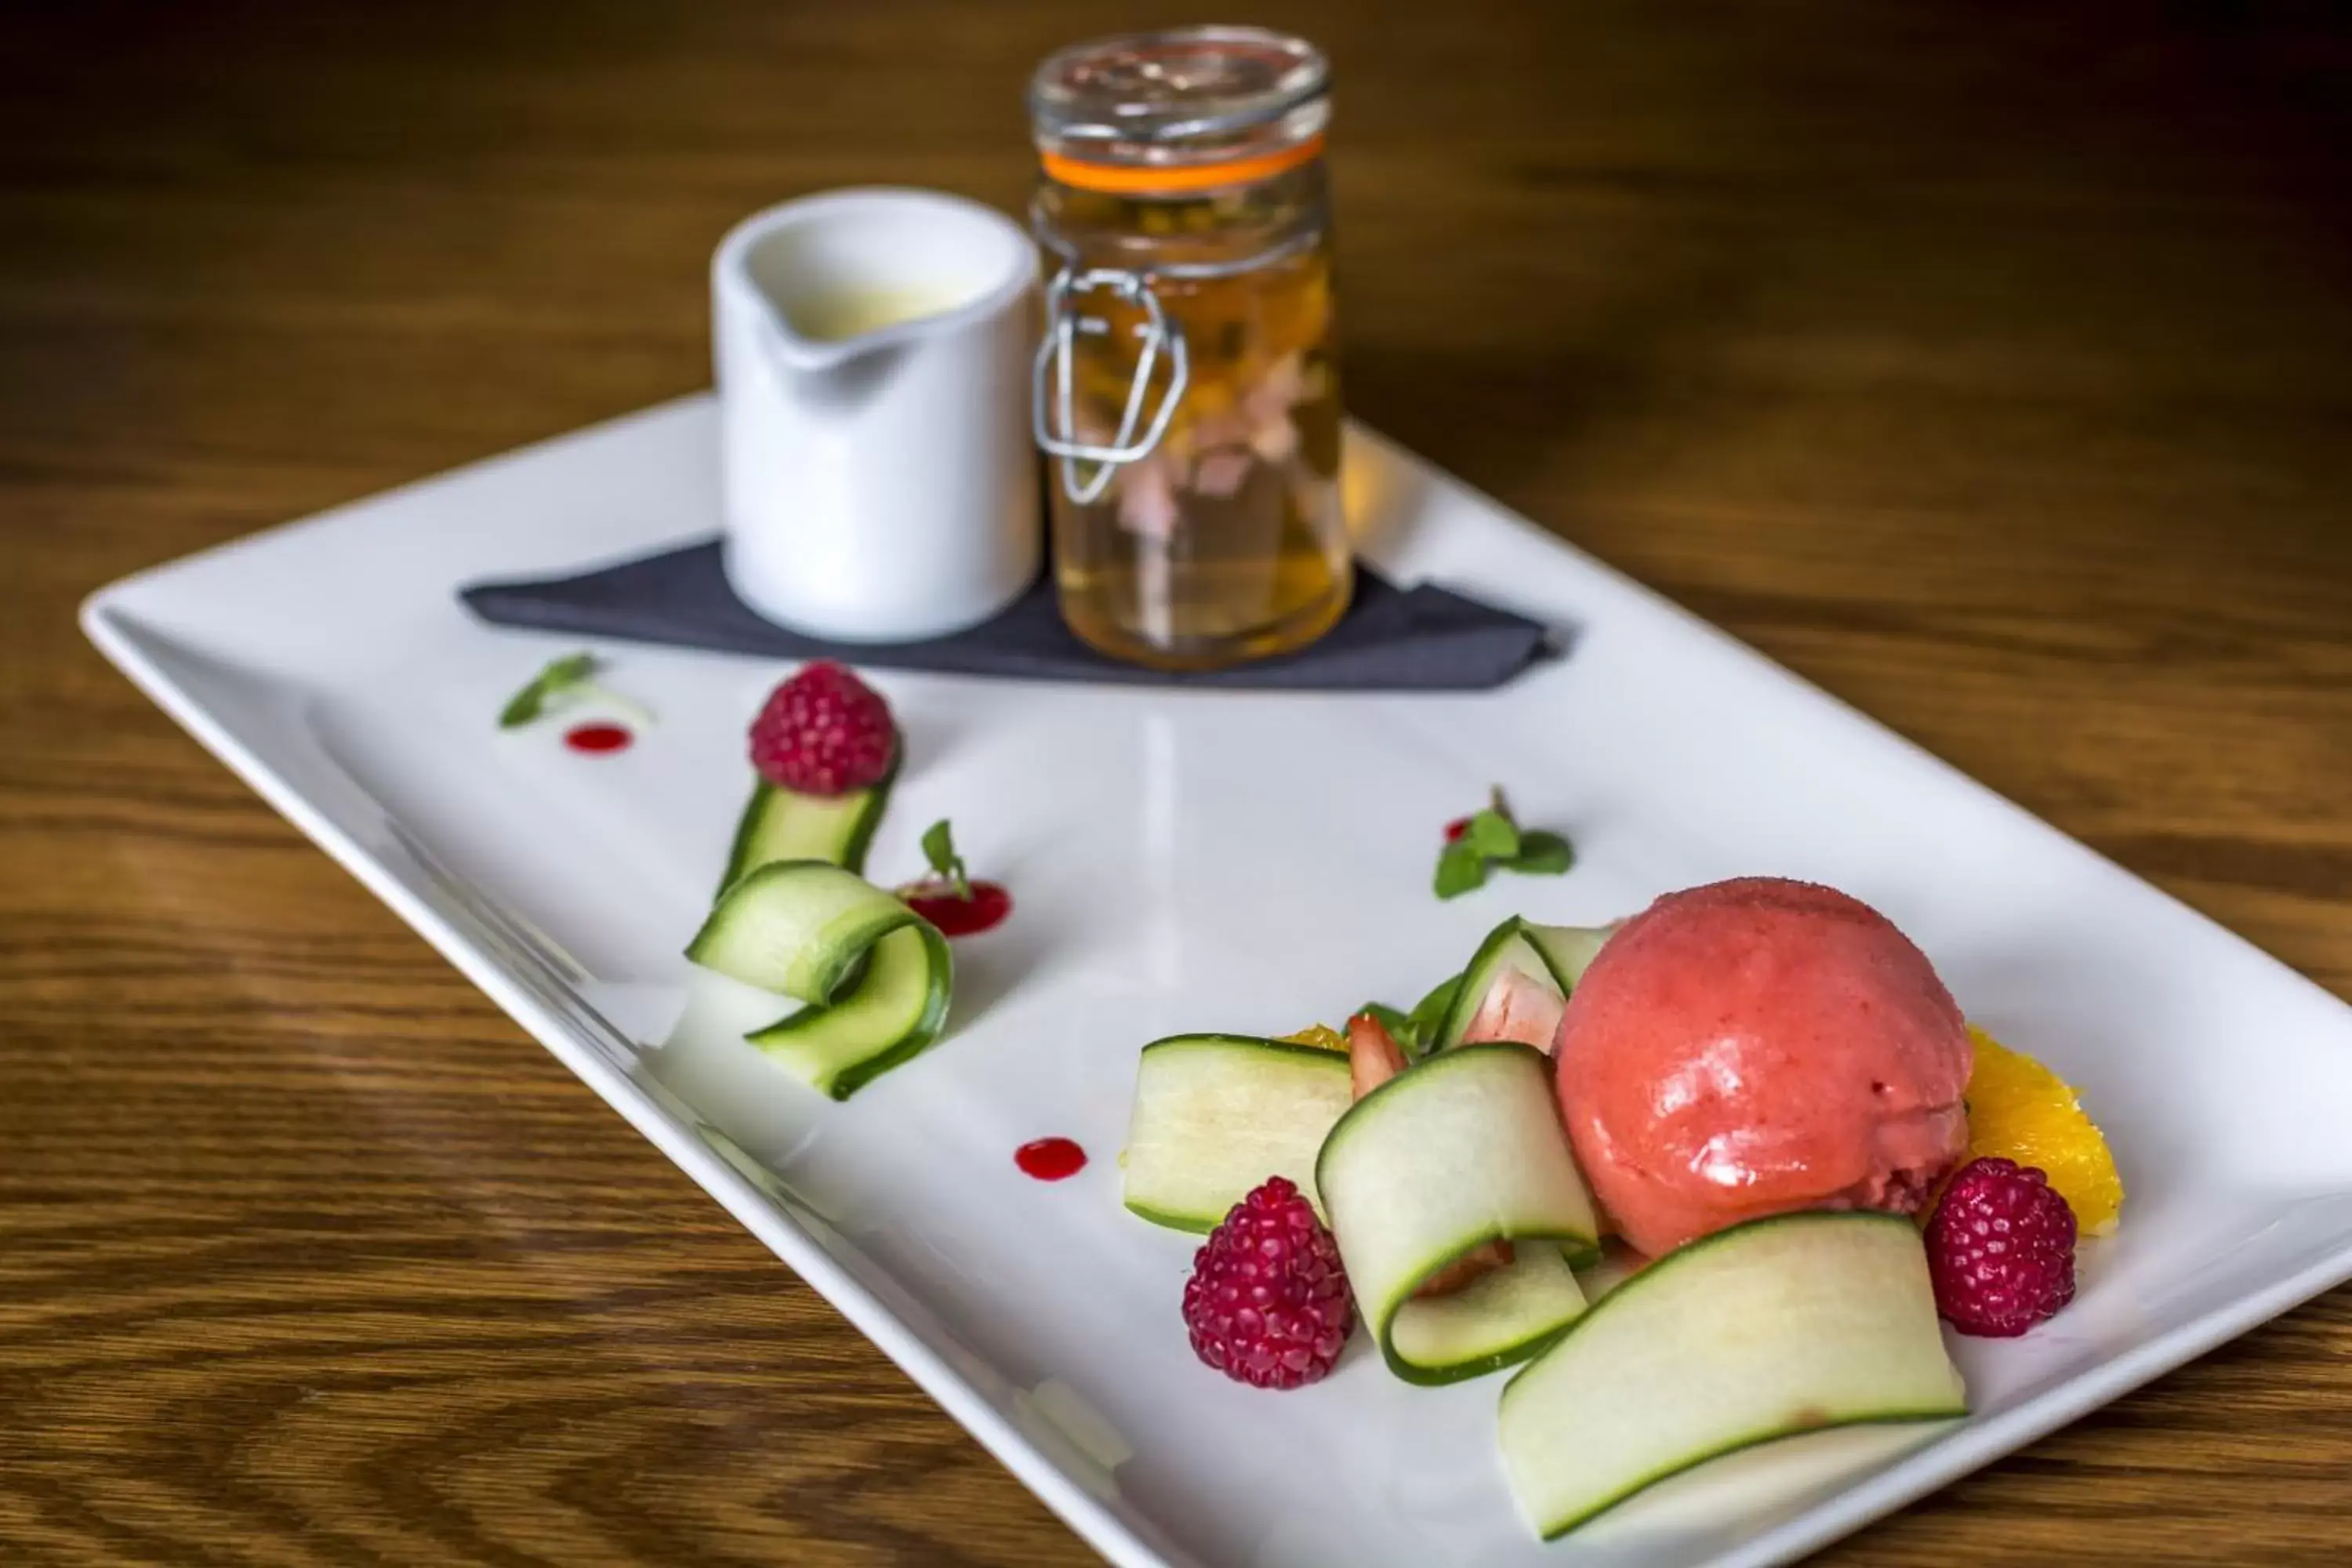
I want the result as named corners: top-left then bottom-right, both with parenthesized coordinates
top-left (1924, 1156), bottom-right (2078, 1337)
top-left (1182, 1177), bottom-right (1355, 1388)
top-left (748, 662), bottom-right (896, 795)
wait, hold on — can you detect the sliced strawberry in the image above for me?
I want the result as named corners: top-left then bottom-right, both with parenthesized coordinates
top-left (1345, 1011), bottom-right (1409, 1100)
top-left (1460, 966), bottom-right (1566, 1054)
top-left (1415, 1239), bottom-right (1518, 1296)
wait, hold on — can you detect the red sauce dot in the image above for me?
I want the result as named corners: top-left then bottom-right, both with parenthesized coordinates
top-left (1015, 1137), bottom-right (1087, 1181)
top-left (906, 880), bottom-right (1012, 938)
top-left (1443, 816), bottom-right (1472, 842)
top-left (564, 722), bottom-right (633, 753)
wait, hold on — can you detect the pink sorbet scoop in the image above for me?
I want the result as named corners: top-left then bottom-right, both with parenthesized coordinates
top-left (1553, 877), bottom-right (1970, 1258)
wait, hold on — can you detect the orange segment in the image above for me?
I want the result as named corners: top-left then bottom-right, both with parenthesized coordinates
top-left (1964, 1027), bottom-right (2123, 1236)
top-left (1278, 1024), bottom-right (1348, 1054)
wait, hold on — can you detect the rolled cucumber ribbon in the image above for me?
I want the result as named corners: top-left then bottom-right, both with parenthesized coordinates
top-left (1316, 1043), bottom-right (1602, 1384)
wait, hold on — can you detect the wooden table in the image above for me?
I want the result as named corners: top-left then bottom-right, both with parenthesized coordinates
top-left (5, 2), bottom-right (2348, 1561)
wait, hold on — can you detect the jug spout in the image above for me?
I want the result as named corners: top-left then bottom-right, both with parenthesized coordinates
top-left (715, 187), bottom-right (1039, 380)
top-left (757, 309), bottom-right (878, 376)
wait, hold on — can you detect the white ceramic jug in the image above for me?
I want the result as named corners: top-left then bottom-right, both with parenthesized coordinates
top-left (713, 189), bottom-right (1042, 642)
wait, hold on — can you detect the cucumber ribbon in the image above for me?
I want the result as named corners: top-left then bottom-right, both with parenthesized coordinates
top-left (685, 861), bottom-right (952, 1099)
top-left (1316, 1043), bottom-right (1602, 1385)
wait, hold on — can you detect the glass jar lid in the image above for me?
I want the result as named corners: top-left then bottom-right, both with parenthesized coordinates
top-left (1028, 26), bottom-right (1329, 190)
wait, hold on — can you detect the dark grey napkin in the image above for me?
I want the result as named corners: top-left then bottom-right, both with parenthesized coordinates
top-left (459, 538), bottom-right (1556, 691)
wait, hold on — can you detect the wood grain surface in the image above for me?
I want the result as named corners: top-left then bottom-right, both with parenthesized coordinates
top-left (5, 2), bottom-right (2350, 1562)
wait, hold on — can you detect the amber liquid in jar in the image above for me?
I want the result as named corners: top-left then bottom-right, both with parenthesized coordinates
top-left (1036, 162), bottom-right (1348, 669)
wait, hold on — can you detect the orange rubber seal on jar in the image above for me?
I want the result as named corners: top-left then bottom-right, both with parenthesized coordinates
top-left (1040, 133), bottom-right (1325, 196)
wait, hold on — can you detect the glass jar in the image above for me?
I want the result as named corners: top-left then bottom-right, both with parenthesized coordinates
top-left (1028, 27), bottom-right (1348, 670)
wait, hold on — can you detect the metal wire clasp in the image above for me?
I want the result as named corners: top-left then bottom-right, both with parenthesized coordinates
top-left (1032, 267), bottom-right (1189, 506)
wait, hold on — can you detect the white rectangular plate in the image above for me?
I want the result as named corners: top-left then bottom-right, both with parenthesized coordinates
top-left (85, 396), bottom-right (2352, 1568)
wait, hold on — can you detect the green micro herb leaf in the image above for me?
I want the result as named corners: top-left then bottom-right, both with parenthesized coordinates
top-left (1404, 973), bottom-right (1464, 1056)
top-left (499, 652), bottom-right (597, 728)
top-left (1432, 784), bottom-right (1573, 899)
top-left (1356, 971), bottom-right (1462, 1058)
top-left (497, 652), bottom-right (653, 730)
top-left (1434, 839), bottom-right (1489, 900)
top-left (1461, 807), bottom-right (1521, 862)
top-left (1504, 830), bottom-right (1575, 877)
top-left (920, 818), bottom-right (971, 900)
